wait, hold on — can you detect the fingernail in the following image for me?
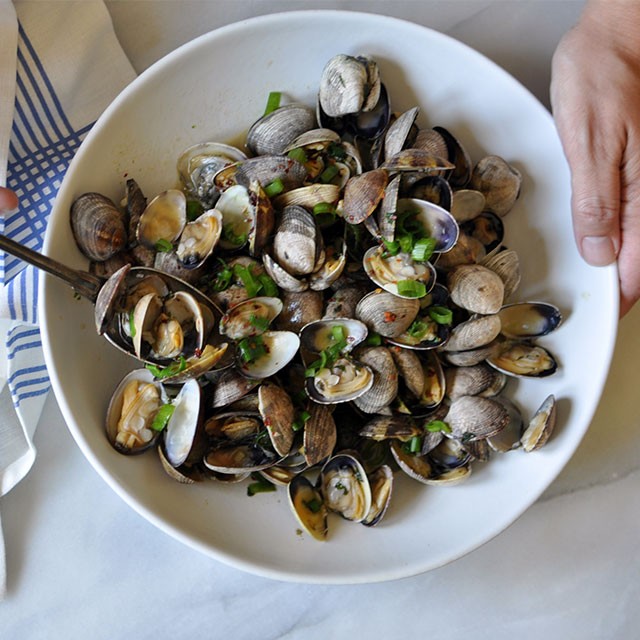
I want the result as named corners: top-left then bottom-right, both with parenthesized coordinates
top-left (581, 236), bottom-right (617, 266)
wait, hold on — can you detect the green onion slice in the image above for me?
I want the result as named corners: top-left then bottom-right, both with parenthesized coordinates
top-left (249, 313), bottom-right (270, 332)
top-left (154, 238), bottom-right (173, 253)
top-left (264, 178), bottom-right (285, 198)
top-left (128, 311), bottom-right (137, 338)
top-left (312, 202), bottom-right (335, 216)
top-left (397, 279), bottom-right (426, 298)
top-left (411, 237), bottom-right (437, 262)
top-left (303, 497), bottom-right (323, 513)
top-left (428, 305), bottom-right (453, 325)
top-left (233, 264), bottom-right (261, 297)
top-left (186, 200), bottom-right (204, 222)
top-left (425, 419), bottom-right (452, 434)
top-left (237, 335), bottom-right (267, 364)
top-left (263, 91), bottom-right (281, 116)
top-left (366, 332), bottom-right (382, 346)
top-left (223, 224), bottom-right (248, 247)
top-left (146, 356), bottom-right (188, 380)
top-left (247, 475), bottom-right (276, 496)
top-left (287, 147), bottom-right (307, 164)
top-left (319, 163), bottom-right (339, 183)
top-left (257, 274), bottom-right (278, 298)
top-left (151, 403), bottom-right (175, 432)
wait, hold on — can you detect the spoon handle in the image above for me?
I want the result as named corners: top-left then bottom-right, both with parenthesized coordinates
top-left (0, 234), bottom-right (104, 303)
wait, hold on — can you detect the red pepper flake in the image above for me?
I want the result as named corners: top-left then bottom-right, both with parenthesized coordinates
top-left (384, 311), bottom-right (397, 323)
top-left (194, 348), bottom-right (203, 358)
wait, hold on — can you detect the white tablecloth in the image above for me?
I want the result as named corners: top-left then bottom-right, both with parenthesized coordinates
top-left (7, 2), bottom-right (640, 638)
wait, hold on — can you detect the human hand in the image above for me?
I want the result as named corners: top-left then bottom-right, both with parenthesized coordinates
top-left (0, 186), bottom-right (18, 212)
top-left (551, 0), bottom-right (640, 317)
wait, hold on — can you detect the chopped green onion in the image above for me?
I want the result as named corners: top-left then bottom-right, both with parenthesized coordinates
top-left (247, 475), bottom-right (276, 496)
top-left (249, 313), bottom-right (270, 332)
top-left (319, 163), bottom-right (339, 183)
top-left (264, 178), bottom-right (285, 197)
top-left (425, 419), bottom-right (452, 434)
top-left (151, 403), bottom-right (175, 432)
top-left (292, 410), bottom-right (311, 432)
top-left (223, 224), bottom-right (248, 247)
top-left (305, 349), bottom-right (328, 377)
top-left (128, 311), bottom-right (136, 338)
top-left (263, 91), bottom-right (281, 116)
top-left (257, 273), bottom-right (278, 297)
top-left (154, 238), bottom-right (173, 253)
top-left (287, 147), bottom-right (307, 164)
top-left (303, 497), bottom-right (323, 513)
top-left (237, 335), bottom-right (267, 364)
top-left (366, 332), bottom-right (382, 346)
top-left (397, 280), bottom-right (426, 298)
top-left (146, 356), bottom-right (188, 380)
top-left (211, 258), bottom-right (233, 292)
top-left (313, 202), bottom-right (336, 216)
top-left (327, 142), bottom-right (347, 160)
top-left (233, 264), bottom-right (261, 297)
top-left (331, 324), bottom-right (347, 342)
top-left (398, 234), bottom-right (413, 254)
top-left (335, 481), bottom-right (349, 495)
top-left (186, 200), bottom-right (204, 222)
top-left (411, 237), bottom-right (437, 262)
top-left (382, 239), bottom-right (400, 256)
top-left (408, 435), bottom-right (422, 453)
top-left (406, 319), bottom-right (428, 338)
top-left (428, 305), bottom-right (453, 325)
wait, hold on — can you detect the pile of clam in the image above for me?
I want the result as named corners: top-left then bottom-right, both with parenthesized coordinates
top-left (71, 53), bottom-right (562, 540)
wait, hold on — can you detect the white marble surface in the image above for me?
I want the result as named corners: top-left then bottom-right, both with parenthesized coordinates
top-left (6, 1), bottom-right (640, 637)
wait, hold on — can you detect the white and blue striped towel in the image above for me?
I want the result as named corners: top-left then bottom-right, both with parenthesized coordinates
top-left (0, 0), bottom-right (136, 597)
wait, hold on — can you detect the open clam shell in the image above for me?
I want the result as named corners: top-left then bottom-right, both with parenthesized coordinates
top-left (395, 198), bottom-right (460, 254)
top-left (288, 474), bottom-right (328, 541)
top-left (162, 378), bottom-right (203, 468)
top-left (219, 296), bottom-right (283, 341)
top-left (319, 453), bottom-right (372, 523)
top-left (137, 189), bottom-right (187, 249)
top-left (497, 302), bottom-right (562, 339)
top-left (175, 208), bottom-right (223, 269)
top-left (486, 339), bottom-right (558, 378)
top-left (237, 330), bottom-right (300, 380)
top-left (362, 465), bottom-right (394, 527)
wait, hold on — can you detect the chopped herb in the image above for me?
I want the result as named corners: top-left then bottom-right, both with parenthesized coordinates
top-left (247, 475), bottom-right (276, 496)
top-left (312, 202), bottom-right (336, 216)
top-left (319, 163), bottom-right (339, 184)
top-left (327, 142), bottom-right (347, 160)
top-left (128, 310), bottom-right (137, 338)
top-left (366, 332), bottom-right (382, 346)
top-left (398, 233), bottom-right (413, 254)
top-left (257, 273), bottom-right (278, 297)
top-left (264, 178), bottom-right (285, 197)
top-left (382, 239), bottom-right (400, 256)
top-left (335, 481), bottom-right (349, 495)
top-left (304, 497), bottom-right (323, 513)
top-left (425, 419), bottom-right (452, 434)
top-left (233, 264), bottom-right (261, 297)
top-left (428, 305), bottom-right (453, 325)
top-left (186, 200), bottom-right (204, 222)
top-left (287, 147), bottom-right (307, 164)
top-left (146, 356), bottom-right (188, 379)
top-left (406, 319), bottom-right (428, 339)
top-left (291, 410), bottom-right (311, 432)
top-left (211, 258), bottom-right (233, 292)
top-left (411, 237), bottom-right (437, 262)
top-left (263, 91), bottom-right (281, 116)
top-left (223, 224), bottom-right (248, 247)
top-left (461, 432), bottom-right (475, 444)
top-left (155, 238), bottom-right (173, 253)
top-left (249, 313), bottom-right (270, 332)
top-left (331, 324), bottom-right (347, 342)
top-left (238, 335), bottom-right (267, 364)
top-left (151, 403), bottom-right (175, 432)
top-left (73, 291), bottom-right (82, 301)
top-left (397, 279), bottom-right (426, 298)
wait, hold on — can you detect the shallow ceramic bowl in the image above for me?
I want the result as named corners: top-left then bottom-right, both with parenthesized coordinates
top-left (41, 11), bottom-right (618, 584)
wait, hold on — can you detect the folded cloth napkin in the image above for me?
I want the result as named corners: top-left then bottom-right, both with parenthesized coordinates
top-left (0, 0), bottom-right (136, 597)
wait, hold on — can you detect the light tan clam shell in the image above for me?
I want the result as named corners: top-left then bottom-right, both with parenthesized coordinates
top-left (352, 346), bottom-right (399, 414)
top-left (303, 403), bottom-right (337, 467)
top-left (521, 394), bottom-right (557, 452)
top-left (342, 169), bottom-right (388, 225)
top-left (355, 289), bottom-right (420, 338)
top-left (445, 395), bottom-right (511, 441)
top-left (441, 315), bottom-right (502, 352)
top-left (444, 362), bottom-right (504, 399)
top-left (388, 345), bottom-right (425, 398)
top-left (258, 382), bottom-right (295, 457)
top-left (470, 155), bottom-right (522, 217)
top-left (480, 249), bottom-right (521, 300)
top-left (447, 264), bottom-right (505, 314)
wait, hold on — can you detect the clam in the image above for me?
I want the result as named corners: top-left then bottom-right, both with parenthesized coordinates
top-left (355, 289), bottom-right (420, 338)
top-left (352, 346), bottom-right (398, 414)
top-left (273, 205), bottom-right (321, 276)
top-left (105, 368), bottom-right (167, 455)
top-left (258, 382), bottom-right (296, 457)
top-left (461, 211), bottom-right (504, 253)
top-left (480, 249), bottom-right (521, 300)
top-left (320, 453), bottom-right (372, 523)
top-left (288, 474), bottom-right (328, 541)
top-left (162, 378), bottom-right (204, 468)
top-left (362, 465), bottom-right (393, 526)
top-left (487, 339), bottom-right (558, 378)
top-left (395, 198), bottom-right (459, 253)
top-left (406, 175), bottom-right (453, 213)
top-left (447, 264), bottom-right (505, 315)
top-left (137, 189), bottom-right (187, 249)
top-left (445, 363), bottom-right (505, 399)
top-left (71, 192), bottom-right (127, 262)
top-left (175, 209), bottom-right (222, 268)
top-left (303, 402), bottom-right (337, 466)
top-left (497, 302), bottom-right (562, 338)
top-left (237, 330), bottom-right (300, 380)
top-left (341, 169), bottom-right (388, 225)
top-left (438, 314), bottom-right (502, 353)
top-left (275, 290), bottom-right (324, 333)
top-left (521, 394), bottom-right (557, 452)
top-left (450, 189), bottom-right (486, 223)
top-left (177, 141), bottom-right (247, 206)
top-left (432, 126), bottom-right (472, 188)
top-left (470, 155), bottom-right (522, 216)
top-left (358, 415), bottom-right (422, 442)
top-left (363, 245), bottom-right (436, 299)
top-left (246, 103), bottom-right (316, 156)
top-left (219, 296), bottom-right (283, 340)
top-left (384, 106), bottom-right (420, 161)
top-left (445, 395), bottom-right (511, 441)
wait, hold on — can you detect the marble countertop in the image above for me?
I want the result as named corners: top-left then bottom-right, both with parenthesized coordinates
top-left (5, 1), bottom-right (640, 638)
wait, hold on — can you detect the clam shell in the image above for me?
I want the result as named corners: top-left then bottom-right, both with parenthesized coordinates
top-left (352, 346), bottom-right (398, 414)
top-left (246, 103), bottom-right (316, 156)
top-left (358, 415), bottom-right (422, 441)
top-left (175, 209), bottom-right (222, 268)
top-left (521, 394), bottom-right (557, 452)
top-left (71, 192), bottom-right (127, 261)
top-left (163, 378), bottom-right (203, 467)
top-left (384, 106), bottom-right (420, 160)
top-left (258, 382), bottom-right (295, 457)
top-left (470, 155), bottom-right (522, 216)
top-left (219, 296), bottom-right (283, 340)
top-left (440, 315), bottom-right (502, 352)
top-left (238, 330), bottom-right (300, 380)
top-left (487, 339), bottom-right (558, 378)
top-left (320, 453), bottom-right (372, 523)
top-left (413, 128), bottom-right (449, 158)
top-left (444, 363), bottom-right (504, 399)
top-left (262, 251), bottom-right (309, 293)
top-left (447, 264), bottom-right (505, 314)
top-left (498, 302), bottom-right (562, 339)
top-left (480, 249), bottom-right (521, 300)
top-left (445, 395), bottom-right (511, 441)
top-left (362, 465), bottom-right (394, 527)
top-left (388, 345), bottom-right (425, 398)
top-left (450, 189), bottom-right (486, 223)
top-left (137, 189), bottom-right (186, 249)
top-left (432, 126), bottom-right (472, 187)
top-left (341, 169), bottom-right (388, 225)
top-left (288, 474), bottom-right (328, 541)
top-left (303, 403), bottom-right (337, 466)
top-left (273, 205), bottom-right (320, 276)
top-left (355, 289), bottom-right (420, 338)
top-left (275, 290), bottom-right (324, 333)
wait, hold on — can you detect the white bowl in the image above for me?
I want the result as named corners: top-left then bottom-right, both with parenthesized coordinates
top-left (41, 11), bottom-right (618, 584)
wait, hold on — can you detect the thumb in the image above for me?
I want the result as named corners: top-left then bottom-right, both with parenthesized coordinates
top-left (569, 158), bottom-right (620, 267)
top-left (0, 186), bottom-right (18, 213)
